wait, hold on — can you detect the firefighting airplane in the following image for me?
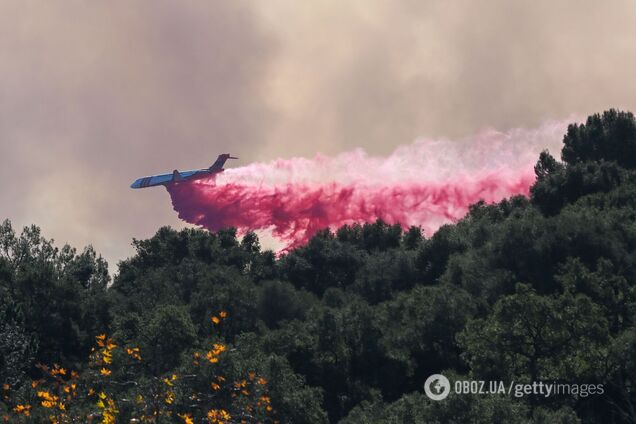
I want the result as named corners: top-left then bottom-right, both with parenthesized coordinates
top-left (130, 154), bottom-right (238, 189)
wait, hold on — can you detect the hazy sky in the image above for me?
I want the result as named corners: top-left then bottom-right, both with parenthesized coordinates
top-left (2, 0), bottom-right (636, 270)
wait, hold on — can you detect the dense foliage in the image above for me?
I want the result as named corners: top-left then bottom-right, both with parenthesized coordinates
top-left (1, 109), bottom-right (636, 423)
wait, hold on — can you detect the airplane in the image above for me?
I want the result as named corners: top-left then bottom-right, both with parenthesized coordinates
top-left (130, 154), bottom-right (238, 189)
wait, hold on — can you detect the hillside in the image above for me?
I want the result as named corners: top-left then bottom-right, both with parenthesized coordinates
top-left (2, 110), bottom-right (636, 423)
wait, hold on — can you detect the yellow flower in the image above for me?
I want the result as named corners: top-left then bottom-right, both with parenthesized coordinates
top-left (96, 334), bottom-right (106, 347)
top-left (207, 409), bottom-right (232, 424)
top-left (211, 316), bottom-right (220, 325)
top-left (13, 404), bottom-right (31, 416)
top-left (165, 391), bottom-right (175, 405)
top-left (206, 344), bottom-right (225, 364)
top-left (126, 347), bottom-right (142, 360)
top-left (219, 311), bottom-right (228, 318)
top-left (211, 382), bottom-right (221, 391)
top-left (51, 366), bottom-right (66, 376)
top-left (178, 413), bottom-right (194, 424)
top-left (37, 390), bottom-right (59, 408)
top-left (100, 368), bottom-right (112, 376)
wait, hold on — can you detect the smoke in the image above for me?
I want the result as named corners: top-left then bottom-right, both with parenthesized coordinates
top-left (166, 120), bottom-right (569, 249)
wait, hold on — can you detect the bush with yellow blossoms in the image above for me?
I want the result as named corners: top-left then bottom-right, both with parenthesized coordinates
top-left (1, 312), bottom-right (277, 423)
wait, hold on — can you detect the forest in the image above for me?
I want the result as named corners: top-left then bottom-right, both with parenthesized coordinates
top-left (1, 109), bottom-right (636, 423)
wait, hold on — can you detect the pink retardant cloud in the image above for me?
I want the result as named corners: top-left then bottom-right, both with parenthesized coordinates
top-left (166, 120), bottom-right (568, 249)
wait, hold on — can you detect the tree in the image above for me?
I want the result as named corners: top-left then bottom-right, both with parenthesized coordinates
top-left (562, 109), bottom-right (636, 168)
top-left (459, 284), bottom-right (609, 383)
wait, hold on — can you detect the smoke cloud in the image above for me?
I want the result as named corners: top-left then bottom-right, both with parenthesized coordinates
top-left (166, 120), bottom-right (568, 249)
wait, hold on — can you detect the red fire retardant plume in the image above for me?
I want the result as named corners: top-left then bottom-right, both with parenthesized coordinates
top-left (166, 121), bottom-right (569, 249)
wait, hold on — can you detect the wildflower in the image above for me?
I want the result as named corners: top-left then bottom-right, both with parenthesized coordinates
top-left (51, 365), bottom-right (66, 376)
top-left (219, 311), bottom-right (228, 318)
top-left (207, 409), bottom-right (231, 424)
top-left (101, 398), bottom-right (118, 424)
top-left (165, 391), bottom-right (175, 405)
top-left (37, 391), bottom-right (59, 408)
top-left (178, 413), bottom-right (194, 424)
top-left (211, 316), bottom-right (220, 325)
top-left (206, 344), bottom-right (225, 364)
top-left (13, 404), bottom-right (31, 416)
top-left (100, 368), bottom-right (112, 376)
top-left (96, 334), bottom-right (106, 347)
top-left (126, 347), bottom-right (142, 360)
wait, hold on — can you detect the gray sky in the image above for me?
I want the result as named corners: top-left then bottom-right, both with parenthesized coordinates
top-left (2, 0), bottom-right (636, 270)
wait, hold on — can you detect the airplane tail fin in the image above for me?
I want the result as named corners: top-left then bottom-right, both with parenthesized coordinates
top-left (209, 154), bottom-right (238, 171)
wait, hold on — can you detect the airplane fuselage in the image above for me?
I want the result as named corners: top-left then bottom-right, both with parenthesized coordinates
top-left (130, 154), bottom-right (238, 189)
top-left (130, 169), bottom-right (221, 189)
